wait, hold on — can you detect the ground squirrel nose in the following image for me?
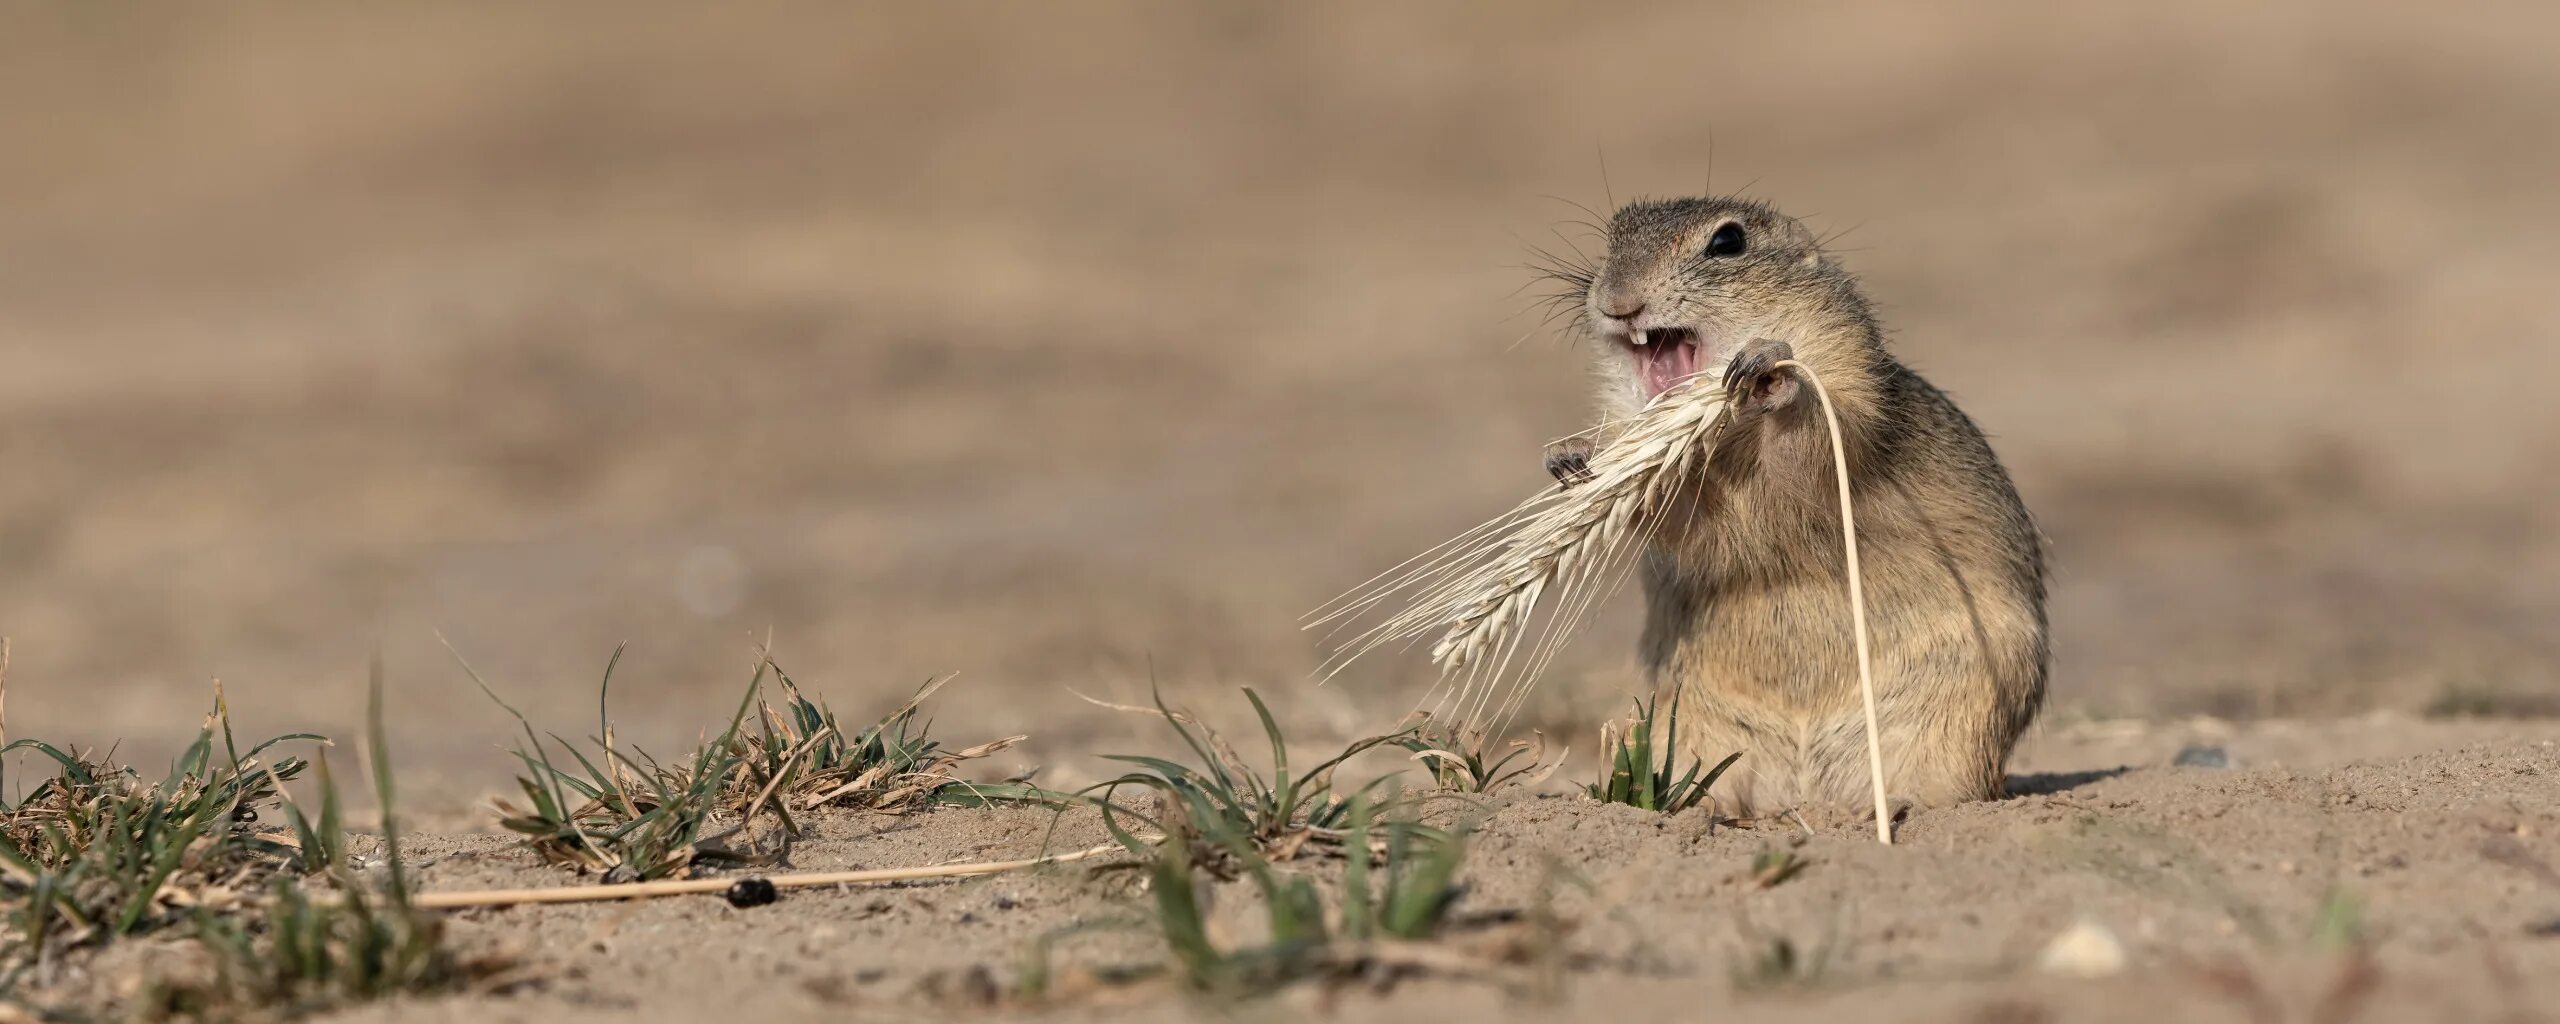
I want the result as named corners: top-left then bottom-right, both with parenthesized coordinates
top-left (1601, 298), bottom-right (1645, 321)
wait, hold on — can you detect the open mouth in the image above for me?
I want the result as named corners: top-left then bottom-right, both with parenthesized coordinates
top-left (1624, 327), bottom-right (1704, 400)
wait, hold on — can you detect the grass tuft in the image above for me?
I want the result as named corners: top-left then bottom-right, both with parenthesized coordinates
top-left (459, 644), bottom-right (767, 882)
top-left (455, 643), bottom-right (1059, 882)
top-left (166, 660), bottom-right (511, 1019)
top-left (2310, 887), bottom-right (2365, 950)
top-left (1585, 691), bottom-right (1741, 814)
top-left (1730, 908), bottom-right (1842, 991)
top-left (725, 662), bottom-right (1062, 822)
top-left (1151, 798), bottom-right (1471, 995)
top-left (1079, 687), bottom-right (1418, 866)
top-left (1004, 795), bottom-right (1556, 1005)
top-left (1393, 715), bottom-right (1565, 794)
top-left (2422, 682), bottom-right (2560, 719)
top-left (0, 691), bottom-right (325, 963)
top-left (997, 691), bottom-right (1583, 1006)
top-left (1749, 847), bottom-right (1808, 888)
top-left (1732, 934), bottom-right (1832, 990)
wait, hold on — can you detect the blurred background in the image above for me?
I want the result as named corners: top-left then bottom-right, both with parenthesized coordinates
top-left (3, 3), bottom-right (2554, 807)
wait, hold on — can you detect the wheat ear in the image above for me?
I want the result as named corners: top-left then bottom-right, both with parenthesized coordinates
top-left (1306, 376), bottom-right (1727, 730)
top-left (1771, 359), bottom-right (1891, 846)
top-left (1427, 398), bottom-right (1716, 672)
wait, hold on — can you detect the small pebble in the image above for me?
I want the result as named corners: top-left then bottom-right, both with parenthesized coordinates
top-left (2038, 920), bottom-right (2127, 978)
top-left (2171, 744), bottom-right (2229, 769)
top-left (726, 877), bottom-right (779, 908)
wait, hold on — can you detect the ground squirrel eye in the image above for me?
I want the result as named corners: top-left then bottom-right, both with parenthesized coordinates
top-left (1704, 222), bottom-right (1748, 257)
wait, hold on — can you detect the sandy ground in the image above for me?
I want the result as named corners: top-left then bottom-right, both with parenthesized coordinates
top-left (26, 718), bottom-right (2560, 1022)
top-left (3, 2), bottom-right (2557, 1020)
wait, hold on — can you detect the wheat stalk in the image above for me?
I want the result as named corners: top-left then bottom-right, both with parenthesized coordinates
top-left (1773, 359), bottom-right (1892, 846)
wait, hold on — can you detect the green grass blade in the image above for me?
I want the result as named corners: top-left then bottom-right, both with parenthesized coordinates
top-left (595, 641), bottom-right (628, 746)
top-left (1695, 751), bottom-right (1744, 808)
top-left (1, 739), bottom-right (95, 785)
top-left (1242, 688), bottom-right (1290, 823)
top-left (1147, 833), bottom-right (1222, 988)
top-left (237, 732), bottom-right (329, 765)
top-left (367, 655), bottom-right (408, 904)
top-left (1382, 823), bottom-right (1467, 939)
top-left (1342, 797), bottom-right (1375, 940)
top-left (1150, 692), bottom-right (1238, 804)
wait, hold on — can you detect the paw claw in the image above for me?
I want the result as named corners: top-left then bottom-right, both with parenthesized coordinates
top-left (1544, 439), bottom-right (1596, 488)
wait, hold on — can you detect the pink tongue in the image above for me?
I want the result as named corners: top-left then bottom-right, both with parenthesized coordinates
top-left (1643, 341), bottom-right (1700, 398)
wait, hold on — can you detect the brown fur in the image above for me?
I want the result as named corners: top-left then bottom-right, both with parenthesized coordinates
top-left (1551, 196), bottom-right (2048, 815)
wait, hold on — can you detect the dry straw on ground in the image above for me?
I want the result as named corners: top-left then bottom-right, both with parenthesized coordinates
top-left (1311, 363), bottom-right (1892, 843)
top-left (406, 842), bottom-right (1126, 909)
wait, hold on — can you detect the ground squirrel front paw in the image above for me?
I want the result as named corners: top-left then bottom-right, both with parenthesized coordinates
top-left (1544, 437), bottom-right (1596, 489)
top-left (1721, 338), bottom-right (1802, 419)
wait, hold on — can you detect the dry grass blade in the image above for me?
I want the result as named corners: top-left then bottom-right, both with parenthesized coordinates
top-left (1307, 376), bottom-right (1728, 731)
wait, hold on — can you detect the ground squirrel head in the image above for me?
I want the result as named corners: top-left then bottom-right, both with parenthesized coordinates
top-left (1568, 196), bottom-right (1870, 408)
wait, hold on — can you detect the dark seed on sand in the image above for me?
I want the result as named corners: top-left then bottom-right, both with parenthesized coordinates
top-left (232, 805), bottom-right (259, 823)
top-left (727, 877), bottom-right (779, 908)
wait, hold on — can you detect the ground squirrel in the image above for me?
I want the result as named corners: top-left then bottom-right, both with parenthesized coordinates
top-left (1544, 195), bottom-right (2048, 816)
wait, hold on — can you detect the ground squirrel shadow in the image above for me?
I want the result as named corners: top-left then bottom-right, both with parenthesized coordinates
top-left (2003, 766), bottom-right (2132, 798)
